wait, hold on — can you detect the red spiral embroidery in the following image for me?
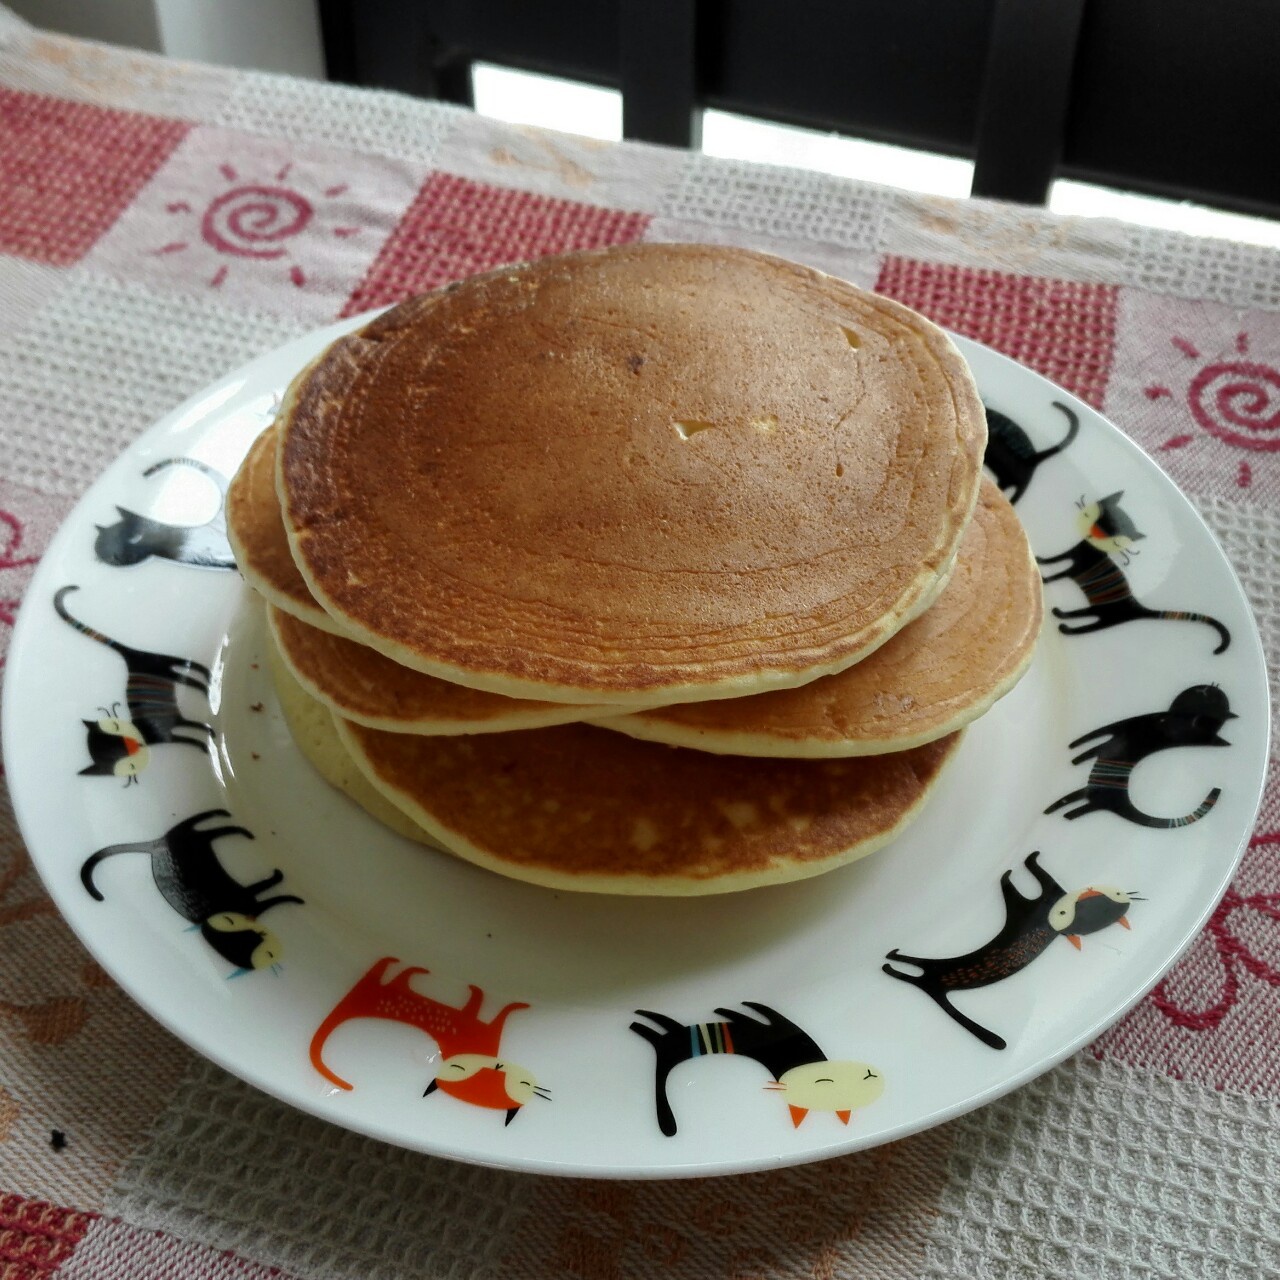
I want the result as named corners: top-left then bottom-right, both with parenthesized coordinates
top-left (200, 184), bottom-right (313, 260)
top-left (0, 509), bottom-right (37, 679)
top-left (1187, 359), bottom-right (1280, 452)
top-left (0, 510), bottom-right (36, 572)
top-left (1151, 831), bottom-right (1280, 1030)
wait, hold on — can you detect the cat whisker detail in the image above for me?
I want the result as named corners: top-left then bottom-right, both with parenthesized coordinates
top-left (56, 586), bottom-right (216, 782)
top-left (630, 1003), bottom-right (884, 1135)
top-left (883, 852), bottom-right (1138, 1049)
top-left (79, 808), bottom-right (302, 970)
top-left (310, 958), bottom-right (539, 1121)
top-left (1037, 496), bottom-right (1230, 652)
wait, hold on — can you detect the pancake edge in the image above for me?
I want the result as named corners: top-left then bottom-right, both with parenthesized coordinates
top-left (588, 630), bottom-right (1036, 756)
top-left (230, 542), bottom-right (348, 637)
top-left (266, 603), bottom-right (616, 736)
top-left (591, 522), bottom-right (1045, 757)
top-left (333, 716), bottom-right (966, 897)
top-left (266, 619), bottom-right (447, 850)
top-left (226, 413), bottom-right (349, 639)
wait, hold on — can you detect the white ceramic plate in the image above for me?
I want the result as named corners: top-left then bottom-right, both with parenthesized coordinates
top-left (5, 318), bottom-right (1269, 1178)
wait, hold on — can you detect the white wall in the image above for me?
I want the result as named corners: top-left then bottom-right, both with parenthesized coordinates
top-left (7, 0), bottom-right (161, 48)
top-left (153, 0), bottom-right (323, 78)
top-left (8, 0), bottom-right (325, 78)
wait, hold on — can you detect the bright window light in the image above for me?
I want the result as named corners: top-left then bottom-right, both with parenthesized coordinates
top-left (472, 62), bottom-right (1280, 244)
top-left (1049, 178), bottom-right (1280, 249)
top-left (700, 109), bottom-right (974, 199)
top-left (472, 62), bottom-right (621, 141)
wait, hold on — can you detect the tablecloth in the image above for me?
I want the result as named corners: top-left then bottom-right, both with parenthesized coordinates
top-left (0, 9), bottom-right (1277, 1279)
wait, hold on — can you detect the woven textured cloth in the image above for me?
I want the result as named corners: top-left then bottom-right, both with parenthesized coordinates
top-left (1, 11), bottom-right (1279, 1278)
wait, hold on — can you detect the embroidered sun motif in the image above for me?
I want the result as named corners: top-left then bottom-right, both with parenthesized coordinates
top-left (151, 162), bottom-right (360, 289)
top-left (1146, 332), bottom-right (1280, 488)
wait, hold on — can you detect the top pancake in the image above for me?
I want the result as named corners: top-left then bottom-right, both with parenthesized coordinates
top-left (279, 243), bottom-right (986, 706)
top-left (231, 421), bottom-right (607, 731)
top-left (598, 478), bottom-right (1043, 755)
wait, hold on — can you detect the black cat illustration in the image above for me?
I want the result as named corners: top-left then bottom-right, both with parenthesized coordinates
top-left (883, 852), bottom-right (1140, 1050)
top-left (1037, 493), bottom-right (1230, 652)
top-left (630, 1002), bottom-right (883, 1136)
top-left (80, 809), bottom-right (302, 972)
top-left (55, 585), bottom-right (212, 783)
top-left (1045, 685), bottom-right (1234, 827)
top-left (94, 457), bottom-right (235, 570)
top-left (984, 401), bottom-right (1079, 504)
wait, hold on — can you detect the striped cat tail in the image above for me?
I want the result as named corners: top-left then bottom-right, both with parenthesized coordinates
top-left (1155, 611), bottom-right (1231, 654)
top-left (1126, 788), bottom-right (1222, 830)
top-left (54, 586), bottom-right (121, 653)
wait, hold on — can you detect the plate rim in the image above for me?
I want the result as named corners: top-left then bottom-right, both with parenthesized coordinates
top-left (3, 319), bottom-right (1270, 1179)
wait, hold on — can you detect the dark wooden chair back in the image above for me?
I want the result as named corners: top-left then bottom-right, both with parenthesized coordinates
top-left (318, 0), bottom-right (1280, 217)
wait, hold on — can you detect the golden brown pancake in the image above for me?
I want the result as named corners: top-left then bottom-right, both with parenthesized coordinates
top-left (227, 419), bottom-right (344, 636)
top-left (336, 717), bottom-right (963, 895)
top-left (268, 604), bottom-right (611, 734)
top-left (599, 478), bottom-right (1042, 756)
top-left (279, 243), bottom-right (986, 707)
top-left (266, 627), bottom-right (445, 850)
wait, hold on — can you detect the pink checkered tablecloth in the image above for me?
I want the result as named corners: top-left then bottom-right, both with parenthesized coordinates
top-left (1, 9), bottom-right (1278, 1278)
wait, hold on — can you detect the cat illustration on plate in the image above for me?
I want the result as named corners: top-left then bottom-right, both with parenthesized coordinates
top-left (983, 401), bottom-right (1079, 504)
top-left (80, 809), bottom-right (303, 972)
top-left (1046, 684), bottom-right (1234, 827)
top-left (1037, 492), bottom-right (1230, 652)
top-left (310, 957), bottom-right (548, 1125)
top-left (883, 852), bottom-right (1141, 1050)
top-left (94, 457), bottom-right (235, 571)
top-left (630, 1002), bottom-right (883, 1136)
top-left (55, 585), bottom-right (213, 783)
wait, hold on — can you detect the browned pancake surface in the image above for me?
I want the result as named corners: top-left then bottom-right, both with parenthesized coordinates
top-left (605, 478), bottom-right (1042, 754)
top-left (340, 720), bottom-right (961, 893)
top-left (281, 244), bottom-right (985, 704)
top-left (269, 606), bottom-right (605, 733)
top-left (227, 420), bottom-right (341, 634)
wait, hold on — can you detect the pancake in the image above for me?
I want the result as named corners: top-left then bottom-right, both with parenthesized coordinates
top-left (336, 716), bottom-right (963, 895)
top-left (268, 604), bottom-right (611, 734)
top-left (279, 243), bottom-right (986, 707)
top-left (598, 478), bottom-right (1042, 756)
top-left (227, 418), bottom-right (344, 636)
top-left (266, 627), bottom-right (445, 850)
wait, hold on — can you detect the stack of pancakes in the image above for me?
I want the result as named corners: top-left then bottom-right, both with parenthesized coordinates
top-left (228, 244), bottom-right (1042, 895)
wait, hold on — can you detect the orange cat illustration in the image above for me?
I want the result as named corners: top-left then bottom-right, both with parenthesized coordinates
top-left (310, 956), bottom-right (548, 1124)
